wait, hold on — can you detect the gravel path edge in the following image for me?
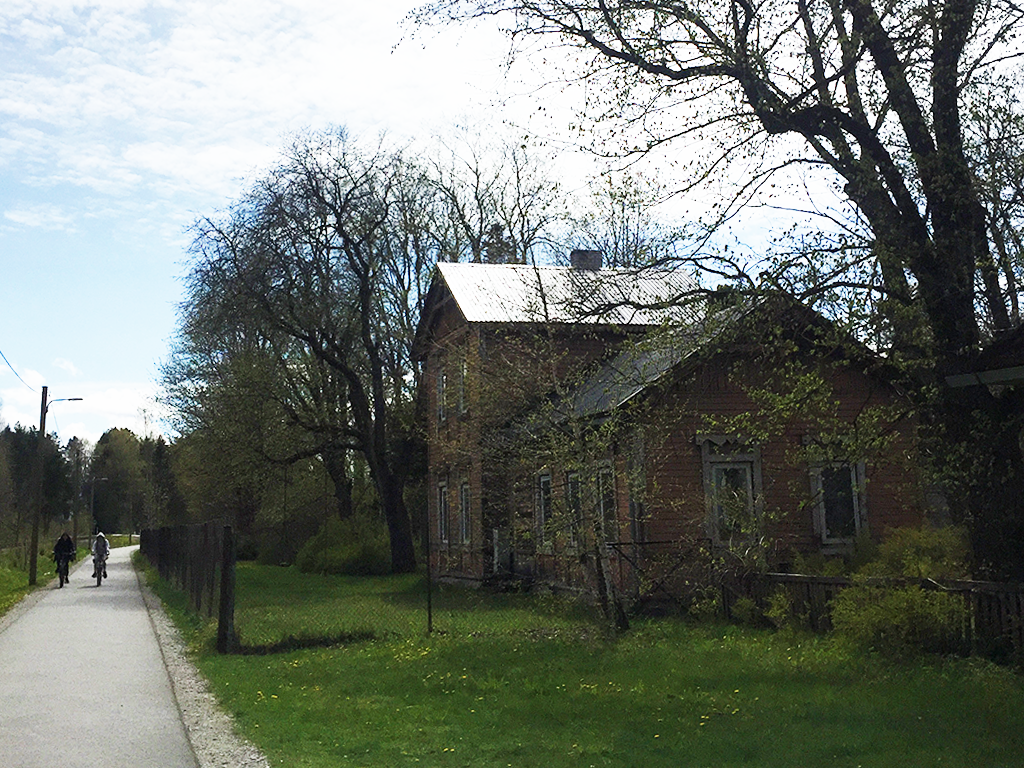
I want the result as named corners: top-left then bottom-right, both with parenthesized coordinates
top-left (135, 560), bottom-right (272, 768)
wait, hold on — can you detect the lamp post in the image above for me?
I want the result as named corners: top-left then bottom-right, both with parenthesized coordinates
top-left (29, 386), bottom-right (83, 585)
top-left (89, 476), bottom-right (108, 535)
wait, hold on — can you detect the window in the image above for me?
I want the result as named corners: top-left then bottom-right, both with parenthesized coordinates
top-left (457, 356), bottom-right (468, 415)
top-left (436, 366), bottom-right (447, 424)
top-left (700, 436), bottom-right (762, 544)
top-left (536, 473), bottom-right (552, 545)
top-left (629, 495), bottom-right (647, 544)
top-left (566, 472), bottom-right (582, 547)
top-left (811, 462), bottom-right (865, 544)
top-left (597, 467), bottom-right (617, 542)
top-left (459, 481), bottom-right (472, 544)
top-left (437, 482), bottom-right (449, 544)
top-left (627, 434), bottom-right (647, 543)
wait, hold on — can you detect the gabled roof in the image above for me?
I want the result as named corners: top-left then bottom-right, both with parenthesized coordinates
top-left (413, 261), bottom-right (703, 360)
top-left (436, 261), bottom-right (700, 325)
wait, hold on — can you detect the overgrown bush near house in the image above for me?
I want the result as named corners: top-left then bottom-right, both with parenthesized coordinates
top-left (789, 550), bottom-right (848, 577)
top-left (764, 587), bottom-right (811, 632)
top-left (685, 585), bottom-right (723, 621)
top-left (236, 536), bottom-right (260, 561)
top-left (856, 524), bottom-right (970, 579)
top-left (786, 530), bottom-right (877, 577)
top-left (295, 513), bottom-right (391, 576)
top-left (831, 525), bottom-right (971, 657)
top-left (730, 596), bottom-right (761, 626)
top-left (831, 583), bottom-right (969, 656)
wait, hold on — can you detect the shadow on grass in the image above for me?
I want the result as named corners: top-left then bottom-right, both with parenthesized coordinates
top-left (235, 629), bottom-right (378, 655)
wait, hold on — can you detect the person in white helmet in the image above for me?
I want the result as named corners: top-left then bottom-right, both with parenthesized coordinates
top-left (91, 532), bottom-right (110, 579)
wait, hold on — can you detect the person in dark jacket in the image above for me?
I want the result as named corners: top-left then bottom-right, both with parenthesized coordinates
top-left (53, 532), bottom-right (75, 585)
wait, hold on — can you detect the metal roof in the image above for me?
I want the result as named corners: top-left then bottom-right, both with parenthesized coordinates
top-left (563, 328), bottom-right (702, 418)
top-left (437, 262), bottom-right (701, 327)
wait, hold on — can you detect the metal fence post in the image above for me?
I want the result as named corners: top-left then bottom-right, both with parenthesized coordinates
top-left (217, 525), bottom-right (238, 653)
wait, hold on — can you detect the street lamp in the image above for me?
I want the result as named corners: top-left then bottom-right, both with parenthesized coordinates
top-left (89, 476), bottom-right (109, 532)
top-left (29, 386), bottom-right (83, 585)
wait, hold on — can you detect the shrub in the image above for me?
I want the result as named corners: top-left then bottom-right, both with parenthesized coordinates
top-left (730, 596), bottom-right (761, 626)
top-left (295, 514), bottom-right (391, 576)
top-left (236, 536), bottom-right (260, 562)
top-left (831, 584), bottom-right (968, 657)
top-left (790, 550), bottom-right (849, 577)
top-left (687, 586), bottom-right (723, 621)
top-left (764, 587), bottom-right (811, 632)
top-left (858, 525), bottom-right (970, 579)
top-left (831, 524), bottom-right (972, 657)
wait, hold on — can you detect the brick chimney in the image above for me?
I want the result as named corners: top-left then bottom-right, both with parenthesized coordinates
top-left (570, 249), bottom-right (603, 270)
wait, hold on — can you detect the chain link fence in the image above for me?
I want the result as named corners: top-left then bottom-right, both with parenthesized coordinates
top-left (140, 522), bottom-right (1024, 663)
top-left (140, 522), bottom-right (605, 654)
top-left (140, 523), bottom-right (237, 652)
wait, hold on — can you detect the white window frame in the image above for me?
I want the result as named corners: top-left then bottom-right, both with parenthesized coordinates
top-left (596, 465), bottom-right (617, 542)
top-left (436, 365), bottom-right (447, 424)
top-left (810, 461), bottom-right (867, 545)
top-left (457, 356), bottom-right (468, 416)
top-left (699, 435), bottom-right (763, 545)
top-left (437, 482), bottom-right (449, 544)
top-left (459, 480), bottom-right (472, 545)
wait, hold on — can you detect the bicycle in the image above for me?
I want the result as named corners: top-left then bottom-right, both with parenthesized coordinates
top-left (55, 554), bottom-right (71, 587)
top-left (93, 554), bottom-right (107, 587)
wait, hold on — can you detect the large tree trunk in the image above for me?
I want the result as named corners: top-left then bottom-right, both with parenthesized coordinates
top-left (348, 371), bottom-right (418, 573)
top-left (320, 446), bottom-right (354, 520)
top-left (378, 471), bottom-right (417, 574)
top-left (938, 382), bottom-right (1024, 579)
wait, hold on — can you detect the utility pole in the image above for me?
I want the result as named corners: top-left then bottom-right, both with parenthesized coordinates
top-left (29, 387), bottom-right (82, 586)
top-left (29, 386), bottom-right (49, 586)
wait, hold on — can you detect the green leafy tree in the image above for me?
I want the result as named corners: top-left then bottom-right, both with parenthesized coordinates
top-left (89, 428), bottom-right (147, 534)
top-left (174, 130), bottom-right (426, 572)
top-left (168, 128), bottom-right (566, 572)
top-left (162, 339), bottom-right (324, 539)
top-left (139, 435), bottom-right (186, 529)
top-left (0, 425), bottom-right (74, 546)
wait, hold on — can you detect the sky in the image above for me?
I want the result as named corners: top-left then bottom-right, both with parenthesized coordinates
top-left (0, 0), bottom-right (558, 445)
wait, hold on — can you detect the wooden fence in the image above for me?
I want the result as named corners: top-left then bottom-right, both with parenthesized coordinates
top-left (140, 522), bottom-right (237, 652)
top-left (737, 573), bottom-right (1024, 661)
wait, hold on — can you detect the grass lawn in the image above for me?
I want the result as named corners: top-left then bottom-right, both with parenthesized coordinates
top-left (0, 547), bottom-right (74, 616)
top-left (148, 560), bottom-right (1024, 768)
top-left (0, 564), bottom-right (34, 616)
top-left (0, 545), bottom-right (106, 619)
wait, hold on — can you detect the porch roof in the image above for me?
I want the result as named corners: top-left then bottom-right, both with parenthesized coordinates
top-left (560, 328), bottom-right (703, 419)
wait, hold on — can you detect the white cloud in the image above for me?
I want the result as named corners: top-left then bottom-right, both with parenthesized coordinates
top-left (53, 358), bottom-right (81, 376)
top-left (1, 0), bottom-right (521, 206)
top-left (16, 18), bottom-right (66, 48)
top-left (3, 202), bottom-right (74, 229)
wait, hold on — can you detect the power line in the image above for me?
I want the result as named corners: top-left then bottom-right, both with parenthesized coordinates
top-left (0, 346), bottom-right (35, 392)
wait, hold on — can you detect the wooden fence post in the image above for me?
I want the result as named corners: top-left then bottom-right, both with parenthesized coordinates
top-left (217, 525), bottom-right (238, 653)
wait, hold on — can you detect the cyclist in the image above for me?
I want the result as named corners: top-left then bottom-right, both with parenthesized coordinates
top-left (53, 532), bottom-right (75, 586)
top-left (91, 532), bottom-right (110, 579)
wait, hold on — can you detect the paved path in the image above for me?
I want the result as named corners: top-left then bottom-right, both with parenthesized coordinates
top-left (0, 545), bottom-right (199, 768)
